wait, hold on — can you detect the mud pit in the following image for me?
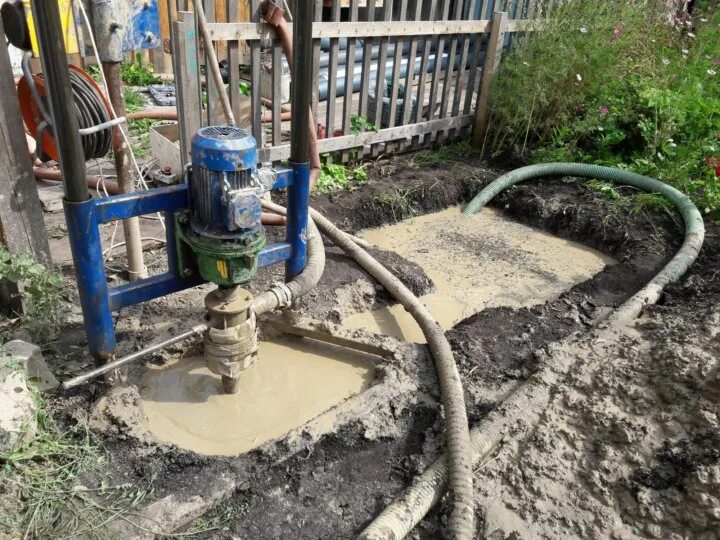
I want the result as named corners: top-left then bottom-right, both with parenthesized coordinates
top-left (344, 206), bottom-right (614, 342)
top-left (38, 156), bottom-right (719, 539)
top-left (142, 339), bottom-right (375, 456)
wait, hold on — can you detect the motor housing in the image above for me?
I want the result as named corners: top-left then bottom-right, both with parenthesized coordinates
top-left (177, 126), bottom-right (266, 286)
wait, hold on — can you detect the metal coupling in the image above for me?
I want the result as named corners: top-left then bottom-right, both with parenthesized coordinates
top-left (269, 283), bottom-right (294, 310)
top-left (204, 286), bottom-right (259, 394)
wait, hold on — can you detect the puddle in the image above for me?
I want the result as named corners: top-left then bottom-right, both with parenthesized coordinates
top-left (141, 338), bottom-right (375, 456)
top-left (343, 207), bottom-right (615, 343)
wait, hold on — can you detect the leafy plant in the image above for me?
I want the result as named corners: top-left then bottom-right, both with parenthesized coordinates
top-left (350, 114), bottom-right (377, 136)
top-left (121, 53), bottom-right (160, 86)
top-left (315, 159), bottom-right (368, 194)
top-left (487, 0), bottom-right (720, 217)
top-left (123, 87), bottom-right (146, 113)
top-left (0, 246), bottom-right (63, 344)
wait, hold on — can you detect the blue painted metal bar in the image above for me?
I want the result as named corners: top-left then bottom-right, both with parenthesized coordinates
top-left (64, 198), bottom-right (117, 362)
top-left (94, 184), bottom-right (189, 224)
top-left (109, 272), bottom-right (204, 312)
top-left (258, 242), bottom-right (292, 268)
top-left (271, 167), bottom-right (295, 190)
top-left (285, 161), bottom-right (310, 280)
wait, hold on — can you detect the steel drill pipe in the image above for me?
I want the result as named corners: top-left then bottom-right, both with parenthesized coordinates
top-left (29, 0), bottom-right (88, 202)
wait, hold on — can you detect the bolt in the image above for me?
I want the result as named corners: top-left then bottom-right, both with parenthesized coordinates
top-left (180, 268), bottom-right (193, 278)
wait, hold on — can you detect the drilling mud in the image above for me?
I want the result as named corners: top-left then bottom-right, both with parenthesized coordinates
top-left (38, 155), bottom-right (719, 539)
top-left (141, 338), bottom-right (376, 456)
top-left (343, 206), bottom-right (615, 343)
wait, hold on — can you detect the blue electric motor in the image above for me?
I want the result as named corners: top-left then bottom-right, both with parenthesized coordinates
top-left (177, 126), bottom-right (266, 286)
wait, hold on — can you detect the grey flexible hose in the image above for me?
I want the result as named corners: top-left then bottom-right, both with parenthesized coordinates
top-left (308, 207), bottom-right (475, 540)
top-left (359, 163), bottom-right (705, 539)
top-left (252, 201), bottom-right (326, 316)
top-left (254, 201), bottom-right (474, 538)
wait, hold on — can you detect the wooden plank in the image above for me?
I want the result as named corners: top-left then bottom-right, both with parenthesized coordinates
top-left (449, 0), bottom-right (478, 139)
top-left (205, 0), bottom-right (221, 125)
top-left (437, 0), bottom-right (464, 143)
top-left (357, 0), bottom-right (376, 159)
top-left (207, 19), bottom-right (511, 40)
top-left (411, 0), bottom-right (437, 149)
top-left (311, 0), bottom-right (323, 129)
top-left (358, 0), bottom-right (376, 120)
top-left (0, 31), bottom-right (51, 272)
top-left (325, 0), bottom-right (342, 157)
top-left (463, 0), bottom-right (487, 115)
top-left (401, 0), bottom-right (422, 127)
top-left (341, 0), bottom-right (360, 162)
top-left (371, 0), bottom-right (393, 156)
top-left (173, 12), bottom-right (202, 163)
top-left (425, 0), bottom-right (450, 145)
top-left (386, 0), bottom-right (408, 130)
top-left (472, 10), bottom-right (507, 147)
top-left (272, 43), bottom-right (282, 148)
top-left (228, 0), bottom-right (242, 125)
top-left (250, 0), bottom-right (262, 147)
top-left (259, 115), bottom-right (474, 161)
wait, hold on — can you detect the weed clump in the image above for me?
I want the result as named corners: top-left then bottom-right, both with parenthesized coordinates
top-left (486, 0), bottom-right (720, 216)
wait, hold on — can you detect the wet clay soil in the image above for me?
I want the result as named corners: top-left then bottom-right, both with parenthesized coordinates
top-left (40, 154), bottom-right (719, 539)
top-left (141, 338), bottom-right (375, 456)
top-left (343, 206), bottom-right (614, 343)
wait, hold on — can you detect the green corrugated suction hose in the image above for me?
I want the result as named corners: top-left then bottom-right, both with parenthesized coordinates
top-left (358, 163), bottom-right (705, 540)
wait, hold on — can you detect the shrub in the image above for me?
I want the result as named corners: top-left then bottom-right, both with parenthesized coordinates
top-left (486, 0), bottom-right (720, 216)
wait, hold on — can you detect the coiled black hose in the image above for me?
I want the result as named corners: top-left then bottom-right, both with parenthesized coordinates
top-left (34, 70), bottom-right (112, 160)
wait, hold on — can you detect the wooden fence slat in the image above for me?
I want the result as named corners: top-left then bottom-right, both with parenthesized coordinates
top-left (250, 0), bottom-right (262, 150)
top-left (412, 0), bottom-right (437, 149)
top-left (449, 0), bottom-right (477, 139)
top-left (227, 0), bottom-right (241, 125)
top-left (205, 19), bottom-right (546, 40)
top-left (325, 0), bottom-right (342, 161)
top-left (424, 0), bottom-right (450, 145)
top-left (341, 0), bottom-right (360, 162)
top-left (205, 0), bottom-right (221, 125)
top-left (387, 0), bottom-right (408, 131)
top-left (173, 12), bottom-right (203, 163)
top-left (311, 0), bottom-right (323, 131)
top-left (259, 115), bottom-right (474, 162)
top-left (472, 10), bottom-right (507, 147)
top-left (463, 0), bottom-right (487, 115)
top-left (371, 0), bottom-right (393, 156)
top-left (401, 0), bottom-right (422, 127)
top-left (357, 0), bottom-right (376, 159)
top-left (436, 0), bottom-right (464, 143)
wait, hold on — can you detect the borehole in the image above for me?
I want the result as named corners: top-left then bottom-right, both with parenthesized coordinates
top-left (343, 207), bottom-right (616, 343)
top-left (141, 338), bottom-right (376, 456)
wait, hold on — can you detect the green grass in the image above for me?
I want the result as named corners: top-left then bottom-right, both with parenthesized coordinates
top-left (373, 187), bottom-right (416, 222)
top-left (121, 54), bottom-right (161, 86)
top-left (486, 0), bottom-right (720, 217)
top-left (410, 139), bottom-right (481, 167)
top-left (0, 370), bottom-right (154, 539)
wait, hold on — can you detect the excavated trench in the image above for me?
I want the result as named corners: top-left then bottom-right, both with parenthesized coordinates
top-left (45, 157), bottom-right (708, 539)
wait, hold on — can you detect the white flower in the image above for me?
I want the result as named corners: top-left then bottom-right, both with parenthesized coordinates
top-left (682, 49), bottom-right (690, 55)
top-left (662, 58), bottom-right (670, 66)
top-left (576, 74), bottom-right (583, 82)
top-left (523, 61), bottom-right (530, 67)
top-left (580, 27), bottom-right (588, 33)
top-left (709, 69), bottom-right (717, 76)
top-left (700, 18), bottom-right (708, 23)
top-left (688, 32), bottom-right (696, 38)
top-left (669, 143), bottom-right (677, 148)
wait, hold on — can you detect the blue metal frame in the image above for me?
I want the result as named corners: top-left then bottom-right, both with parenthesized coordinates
top-left (64, 165), bottom-right (306, 362)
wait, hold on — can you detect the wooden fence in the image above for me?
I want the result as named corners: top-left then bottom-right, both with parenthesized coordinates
top-left (170, 0), bottom-right (549, 165)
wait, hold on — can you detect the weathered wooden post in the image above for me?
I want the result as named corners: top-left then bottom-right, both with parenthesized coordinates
top-left (0, 17), bottom-right (51, 313)
top-left (471, 10), bottom-right (508, 148)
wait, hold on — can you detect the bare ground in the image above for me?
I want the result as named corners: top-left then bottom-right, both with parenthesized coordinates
top-left (16, 152), bottom-right (719, 539)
